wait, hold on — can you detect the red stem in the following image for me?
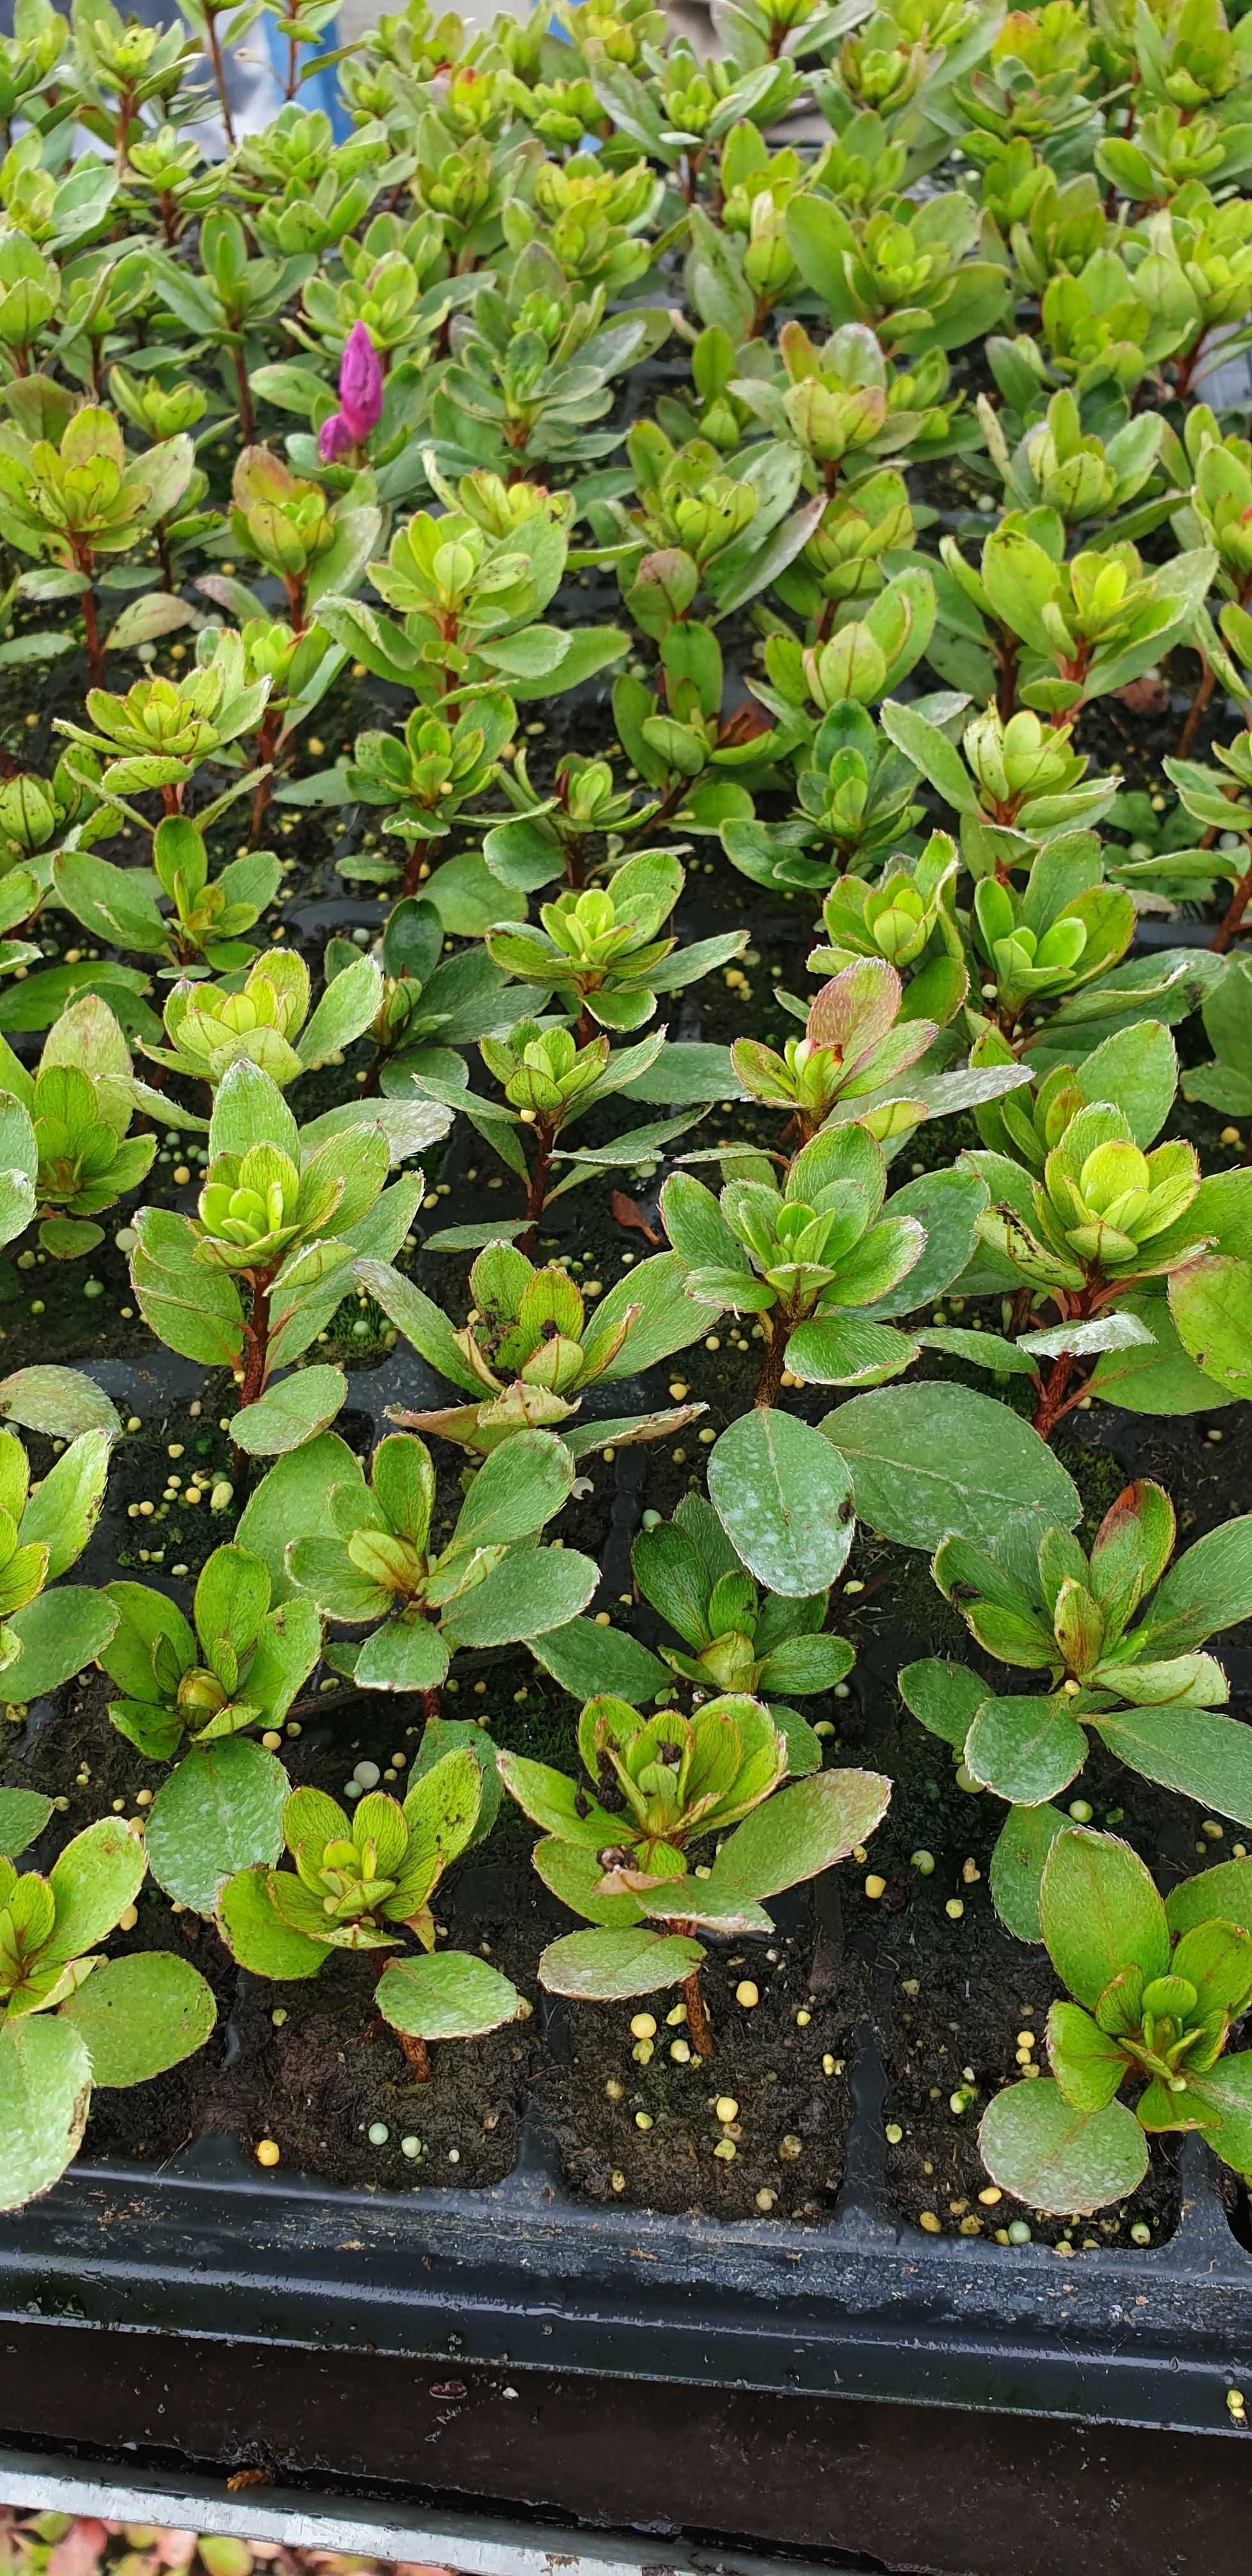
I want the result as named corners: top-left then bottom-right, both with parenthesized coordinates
top-left (239, 1273), bottom-right (271, 1412)
top-left (682, 1967), bottom-right (712, 2058)
top-left (1211, 845), bottom-right (1252, 953)
top-left (78, 571), bottom-right (103, 690)
top-left (754, 1322), bottom-right (790, 1407)
top-left (205, 7), bottom-right (236, 144)
top-left (518, 1116), bottom-right (556, 1255)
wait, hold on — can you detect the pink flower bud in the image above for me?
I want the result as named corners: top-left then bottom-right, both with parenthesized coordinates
top-left (337, 321), bottom-right (383, 444)
top-left (317, 410), bottom-right (355, 464)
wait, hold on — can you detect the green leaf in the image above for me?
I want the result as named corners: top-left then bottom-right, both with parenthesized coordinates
top-left (1170, 1917), bottom-right (1252, 2021)
top-left (59, 1952), bottom-right (217, 2087)
top-left (706, 1768), bottom-right (891, 1903)
top-left (1096, 1703), bottom-right (1252, 1827)
top-left (1166, 1857), bottom-right (1252, 1941)
top-left (708, 1409), bottom-right (855, 1598)
top-left (408, 1715), bottom-right (502, 1846)
top-left (424, 851), bottom-right (527, 937)
top-left (0, 2016), bottom-right (92, 2211)
top-left (39, 1218), bottom-right (105, 1261)
top-left (532, 1834), bottom-right (645, 1927)
top-left (990, 1803), bottom-right (1068, 1943)
top-left (1135, 1515), bottom-right (1252, 1658)
top-left (880, 696), bottom-right (979, 813)
top-left (5, 1588), bottom-right (118, 1701)
top-left (1048, 2000), bottom-right (1128, 2114)
top-left (130, 1208), bottom-right (243, 1368)
top-left (217, 1864), bottom-right (328, 1977)
top-left (583, 1250), bottom-right (715, 1381)
top-left (375, 1950), bottom-right (523, 2041)
top-left (786, 1315), bottom-right (917, 1388)
top-left (0, 1367), bottom-right (118, 1441)
top-left (146, 1740), bottom-right (288, 1915)
top-left (859, 1167), bottom-right (989, 1321)
top-left (1089, 1291), bottom-right (1239, 1416)
top-left (1018, 1313), bottom-right (1155, 1363)
top-left (965, 1696), bottom-right (1089, 1805)
top-left (210, 1061), bottom-right (299, 1163)
top-left (235, 1432), bottom-right (370, 1603)
top-left (529, 1616), bottom-right (669, 1703)
top-left (0, 1170), bottom-right (34, 1250)
top-left (232, 1365), bottom-right (347, 1456)
top-left (1182, 2056), bottom-right (1252, 2171)
top-left (979, 2076), bottom-right (1147, 2215)
top-left (1168, 1256), bottom-right (1252, 1402)
top-left (100, 1579), bottom-right (193, 1705)
top-left (821, 1383), bottom-right (1080, 1553)
top-left (298, 954), bottom-right (382, 1070)
top-left (439, 1545), bottom-right (598, 1649)
top-left (659, 1174), bottom-right (747, 1276)
top-left (20, 1427), bottom-right (111, 1577)
top-left (537, 1925), bottom-right (704, 2002)
top-left (1077, 1022), bottom-right (1179, 1147)
top-left (622, 1043), bottom-right (742, 1105)
top-left (47, 1815), bottom-right (146, 1959)
top-left (355, 1616), bottom-right (449, 1692)
top-left (453, 1429), bottom-right (573, 1551)
top-left (353, 1261), bottom-right (481, 1391)
top-left (757, 1631), bottom-right (854, 1694)
top-left (1039, 1827), bottom-right (1170, 2009)
top-left (0, 1788), bottom-right (51, 1860)
top-left (898, 1658), bottom-right (988, 1748)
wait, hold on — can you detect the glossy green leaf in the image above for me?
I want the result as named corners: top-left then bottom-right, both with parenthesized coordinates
top-left (59, 1952), bottom-right (217, 2086)
top-left (537, 1925), bottom-right (704, 2002)
top-left (529, 1617), bottom-right (669, 1704)
top-left (1039, 1828), bottom-right (1169, 2009)
top-left (232, 1366), bottom-right (347, 1456)
top-left (708, 1408), bottom-right (855, 1598)
top-left (965, 1695), bottom-right (1088, 1805)
top-left (146, 1740), bottom-right (288, 1914)
top-left (979, 2077), bottom-right (1147, 2216)
top-left (0, 2016), bottom-right (92, 2211)
top-left (217, 1864), bottom-right (327, 1978)
top-left (989, 1804), bottom-right (1067, 1943)
top-left (821, 1383), bottom-right (1080, 1552)
top-left (375, 1950), bottom-right (523, 2041)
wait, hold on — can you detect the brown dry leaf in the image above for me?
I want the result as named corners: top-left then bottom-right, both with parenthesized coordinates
top-left (610, 1190), bottom-right (659, 1245)
top-left (1113, 676), bottom-right (1170, 715)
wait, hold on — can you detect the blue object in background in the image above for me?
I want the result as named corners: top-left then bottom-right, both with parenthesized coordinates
top-left (261, 8), bottom-right (355, 135)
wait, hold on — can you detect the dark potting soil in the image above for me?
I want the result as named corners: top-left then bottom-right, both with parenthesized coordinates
top-left (533, 1883), bottom-right (857, 2221)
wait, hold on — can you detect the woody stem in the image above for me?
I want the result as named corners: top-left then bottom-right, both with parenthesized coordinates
top-left (204, 6), bottom-right (236, 144)
top-left (234, 1276), bottom-right (272, 1469)
top-left (754, 1316), bottom-right (790, 1408)
top-left (249, 711), bottom-right (280, 846)
top-left (1177, 657), bottom-right (1216, 762)
top-left (1032, 1350), bottom-right (1078, 1441)
top-left (370, 1953), bottom-right (430, 2080)
top-left (397, 2030), bottom-right (431, 2080)
top-left (1210, 843), bottom-right (1252, 954)
top-left (79, 576), bottom-right (103, 691)
top-left (518, 1116), bottom-right (557, 1257)
top-left (682, 1968), bottom-right (712, 2058)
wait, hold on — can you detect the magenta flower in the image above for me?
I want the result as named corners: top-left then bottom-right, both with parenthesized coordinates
top-left (317, 410), bottom-right (356, 464)
top-left (337, 321), bottom-right (383, 443)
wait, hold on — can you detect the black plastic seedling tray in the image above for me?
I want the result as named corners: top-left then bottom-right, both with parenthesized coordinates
top-left (1, 2011), bottom-right (1249, 2440)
